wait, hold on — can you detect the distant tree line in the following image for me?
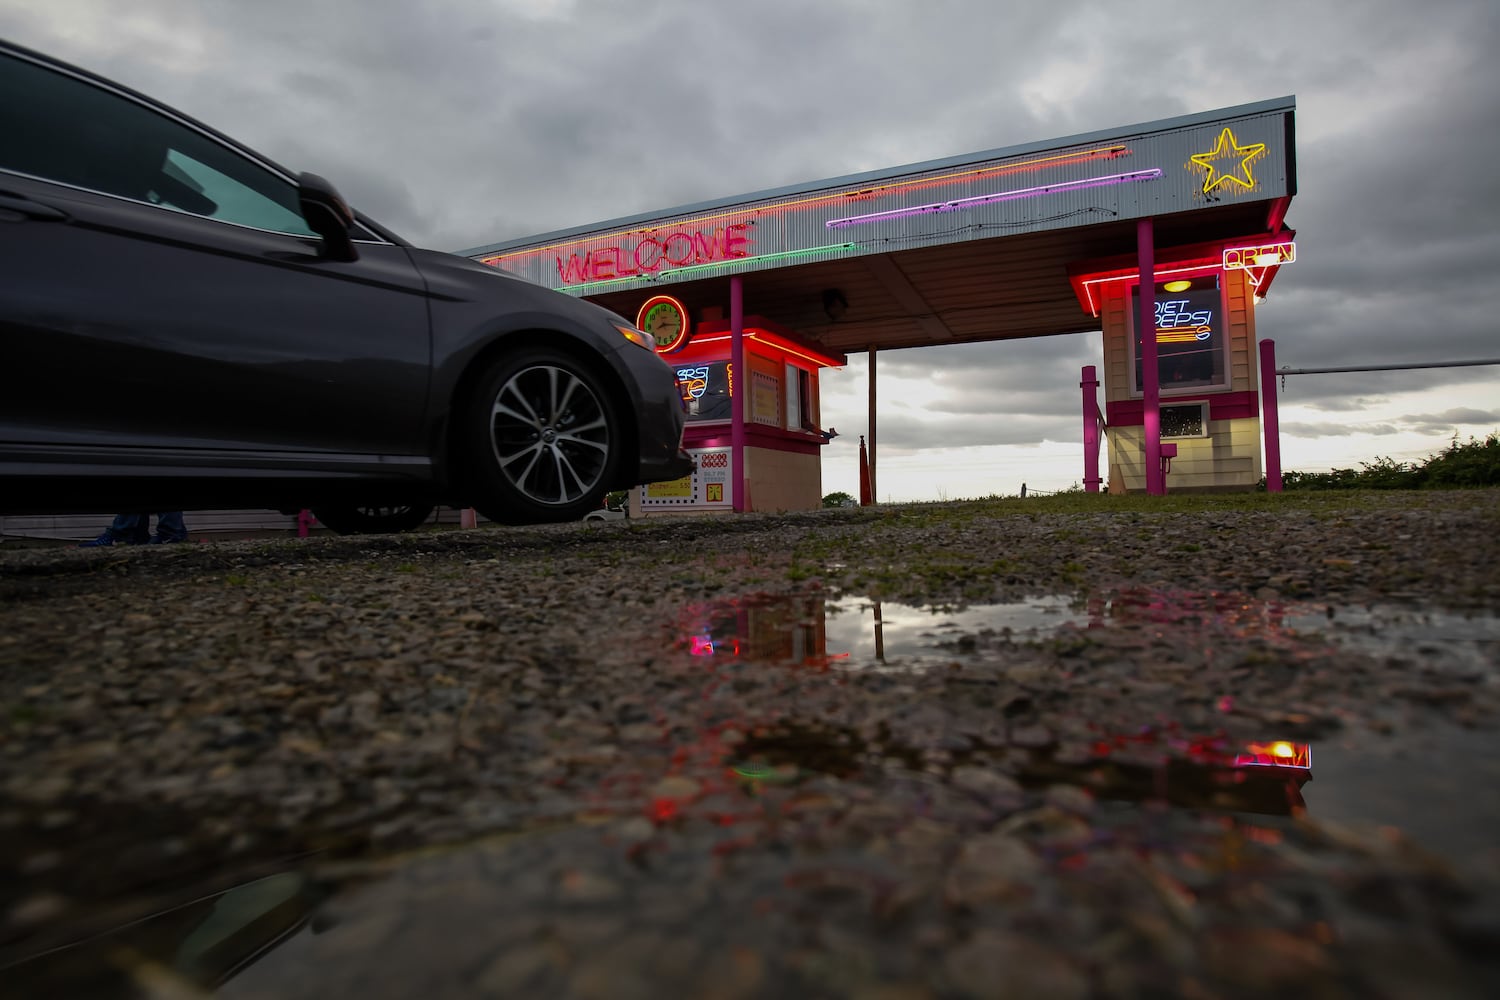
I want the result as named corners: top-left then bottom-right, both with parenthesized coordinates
top-left (1268, 433), bottom-right (1500, 490)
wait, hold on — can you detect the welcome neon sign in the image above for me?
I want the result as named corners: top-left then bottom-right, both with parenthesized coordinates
top-left (555, 223), bottom-right (752, 284)
top-left (554, 243), bottom-right (859, 295)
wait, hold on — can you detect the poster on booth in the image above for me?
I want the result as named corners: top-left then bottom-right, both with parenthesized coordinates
top-left (641, 447), bottom-right (734, 509)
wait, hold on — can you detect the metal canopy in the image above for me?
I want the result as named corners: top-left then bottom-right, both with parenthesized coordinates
top-left (462, 97), bottom-right (1296, 357)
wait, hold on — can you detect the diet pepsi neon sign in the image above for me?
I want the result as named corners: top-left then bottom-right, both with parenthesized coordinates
top-left (1154, 299), bottom-right (1214, 343)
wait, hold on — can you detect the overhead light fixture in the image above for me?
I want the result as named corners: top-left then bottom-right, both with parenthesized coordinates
top-left (1162, 279), bottom-right (1192, 293)
top-left (1253, 294), bottom-right (1266, 305)
top-left (822, 288), bottom-right (849, 322)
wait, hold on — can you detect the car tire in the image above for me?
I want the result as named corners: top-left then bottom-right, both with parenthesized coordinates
top-left (462, 347), bottom-right (619, 525)
top-left (310, 505), bottom-right (435, 535)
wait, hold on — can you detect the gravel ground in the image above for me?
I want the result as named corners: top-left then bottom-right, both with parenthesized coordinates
top-left (2, 489), bottom-right (1498, 998)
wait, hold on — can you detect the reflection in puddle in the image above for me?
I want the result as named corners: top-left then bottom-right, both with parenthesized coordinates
top-left (680, 592), bottom-right (1088, 671)
top-left (677, 588), bottom-right (1500, 859)
top-left (679, 587), bottom-right (1500, 677)
top-left (3, 871), bottom-right (326, 997)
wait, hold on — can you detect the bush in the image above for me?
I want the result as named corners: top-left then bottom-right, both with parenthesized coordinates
top-left (1271, 433), bottom-right (1500, 490)
top-left (1423, 433), bottom-right (1500, 487)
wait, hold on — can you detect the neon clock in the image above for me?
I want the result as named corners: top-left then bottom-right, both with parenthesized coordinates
top-left (637, 295), bottom-right (691, 353)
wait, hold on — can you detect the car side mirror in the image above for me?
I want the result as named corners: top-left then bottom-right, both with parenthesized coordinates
top-left (297, 172), bottom-right (359, 262)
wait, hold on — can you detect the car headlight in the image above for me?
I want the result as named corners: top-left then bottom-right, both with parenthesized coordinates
top-left (613, 323), bottom-right (657, 353)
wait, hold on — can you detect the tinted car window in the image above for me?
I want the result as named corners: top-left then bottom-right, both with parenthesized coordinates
top-left (0, 50), bottom-right (315, 236)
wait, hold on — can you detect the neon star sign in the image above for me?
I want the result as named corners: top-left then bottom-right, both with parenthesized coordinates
top-left (1189, 127), bottom-right (1267, 194)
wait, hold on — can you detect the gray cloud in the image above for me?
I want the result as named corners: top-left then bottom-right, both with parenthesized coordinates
top-left (1408, 408), bottom-right (1500, 425)
top-left (1280, 421), bottom-right (1406, 438)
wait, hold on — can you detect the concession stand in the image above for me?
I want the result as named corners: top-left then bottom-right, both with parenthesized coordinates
top-left (631, 296), bottom-right (844, 514)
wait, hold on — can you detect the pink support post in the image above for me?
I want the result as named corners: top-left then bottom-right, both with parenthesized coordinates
top-left (1081, 365), bottom-right (1101, 493)
top-left (730, 276), bottom-right (746, 513)
top-left (1259, 338), bottom-right (1283, 493)
top-left (1138, 219), bottom-right (1162, 495)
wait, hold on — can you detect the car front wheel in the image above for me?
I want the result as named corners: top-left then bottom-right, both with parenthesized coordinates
top-left (462, 347), bottom-right (619, 525)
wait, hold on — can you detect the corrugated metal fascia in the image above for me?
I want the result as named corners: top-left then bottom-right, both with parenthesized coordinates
top-left (455, 96), bottom-right (1296, 258)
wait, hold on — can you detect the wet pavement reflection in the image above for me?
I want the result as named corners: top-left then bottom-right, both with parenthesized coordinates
top-left (676, 588), bottom-right (1500, 855)
top-left (6, 587), bottom-right (1498, 997)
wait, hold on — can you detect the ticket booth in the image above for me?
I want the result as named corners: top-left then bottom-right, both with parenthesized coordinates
top-left (630, 297), bottom-right (844, 515)
top-left (1070, 238), bottom-right (1294, 492)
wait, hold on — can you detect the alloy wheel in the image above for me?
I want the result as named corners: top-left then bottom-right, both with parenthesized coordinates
top-left (489, 363), bottom-right (610, 506)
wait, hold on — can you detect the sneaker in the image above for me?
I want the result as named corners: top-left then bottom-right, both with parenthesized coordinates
top-left (148, 534), bottom-right (188, 545)
top-left (78, 532), bottom-right (116, 548)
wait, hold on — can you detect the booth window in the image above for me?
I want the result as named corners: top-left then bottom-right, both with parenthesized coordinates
top-left (675, 361), bottom-right (732, 422)
top-left (1129, 276), bottom-right (1228, 395)
top-left (1161, 402), bottom-right (1209, 438)
top-left (786, 364), bottom-right (817, 433)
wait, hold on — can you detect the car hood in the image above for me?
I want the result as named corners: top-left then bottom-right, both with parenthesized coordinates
top-left (408, 248), bottom-right (636, 331)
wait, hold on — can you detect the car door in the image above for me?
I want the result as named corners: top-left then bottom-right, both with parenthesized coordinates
top-left (0, 47), bottom-right (432, 467)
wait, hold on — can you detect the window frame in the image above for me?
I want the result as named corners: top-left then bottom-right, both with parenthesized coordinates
top-left (1160, 401), bottom-right (1210, 439)
top-left (1125, 277), bottom-right (1231, 398)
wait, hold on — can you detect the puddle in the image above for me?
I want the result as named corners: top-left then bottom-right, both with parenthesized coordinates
top-left (677, 588), bottom-right (1500, 678)
top-left (1283, 605), bottom-right (1500, 677)
top-left (674, 589), bottom-right (1500, 861)
top-left (2, 870), bottom-right (327, 997)
top-left (678, 592), bottom-right (1090, 671)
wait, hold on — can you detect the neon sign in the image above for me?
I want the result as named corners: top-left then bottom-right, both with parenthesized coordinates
top-left (676, 365), bottom-right (709, 403)
top-left (1189, 127), bottom-right (1267, 194)
top-left (638, 294), bottom-right (690, 353)
top-left (1223, 241), bottom-right (1296, 270)
top-left (479, 144), bottom-right (1133, 269)
top-left (1155, 299), bottom-right (1213, 342)
top-left (555, 223), bottom-right (753, 284)
top-left (825, 168), bottom-right (1162, 229)
top-left (554, 243), bottom-right (857, 295)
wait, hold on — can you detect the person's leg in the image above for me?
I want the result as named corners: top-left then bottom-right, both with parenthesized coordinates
top-left (80, 513), bottom-right (144, 547)
top-left (151, 511), bottom-right (188, 543)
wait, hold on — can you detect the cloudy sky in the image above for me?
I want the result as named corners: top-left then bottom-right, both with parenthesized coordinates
top-left (4, 0), bottom-right (1496, 500)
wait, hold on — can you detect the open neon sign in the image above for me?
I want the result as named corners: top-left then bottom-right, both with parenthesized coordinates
top-left (1223, 241), bottom-right (1296, 270)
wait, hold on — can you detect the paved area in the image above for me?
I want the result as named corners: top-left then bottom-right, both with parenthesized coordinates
top-left (2, 490), bottom-right (1498, 997)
